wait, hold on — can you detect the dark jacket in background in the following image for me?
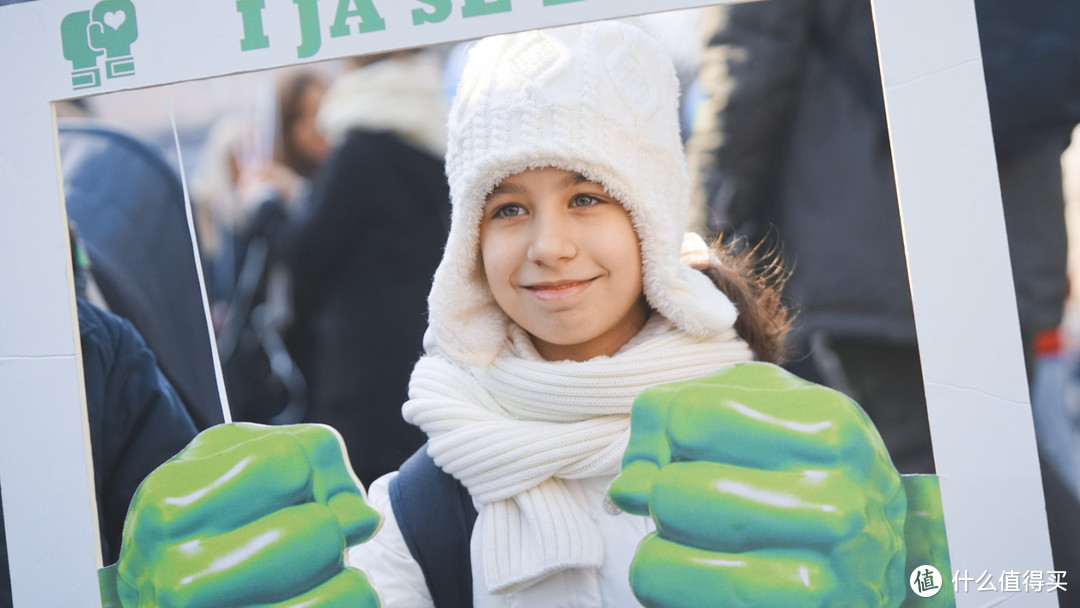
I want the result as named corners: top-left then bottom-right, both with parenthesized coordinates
top-left (689, 0), bottom-right (1077, 592)
top-left (1, 299), bottom-right (198, 607)
top-left (690, 0), bottom-right (1070, 352)
top-left (286, 129), bottom-right (450, 486)
top-left (78, 299), bottom-right (199, 561)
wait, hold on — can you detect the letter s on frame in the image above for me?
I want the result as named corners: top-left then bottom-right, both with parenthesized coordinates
top-left (413, 0), bottom-right (451, 25)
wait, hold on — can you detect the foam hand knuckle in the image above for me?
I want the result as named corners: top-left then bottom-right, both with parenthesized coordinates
top-left (153, 565), bottom-right (197, 608)
top-left (834, 502), bottom-right (869, 544)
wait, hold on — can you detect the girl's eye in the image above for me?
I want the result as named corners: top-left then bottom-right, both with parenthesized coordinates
top-left (492, 203), bottom-right (525, 219)
top-left (571, 194), bottom-right (602, 208)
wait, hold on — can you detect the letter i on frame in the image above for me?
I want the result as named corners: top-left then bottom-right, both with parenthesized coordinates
top-left (236, 0), bottom-right (270, 51)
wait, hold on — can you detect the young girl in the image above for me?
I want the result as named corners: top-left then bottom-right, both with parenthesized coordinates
top-left (112, 20), bottom-right (924, 608)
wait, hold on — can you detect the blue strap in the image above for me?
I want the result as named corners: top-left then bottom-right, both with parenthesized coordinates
top-left (389, 446), bottom-right (478, 608)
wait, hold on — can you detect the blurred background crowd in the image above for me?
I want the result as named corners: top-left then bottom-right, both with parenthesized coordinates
top-left (2, 1), bottom-right (1079, 606)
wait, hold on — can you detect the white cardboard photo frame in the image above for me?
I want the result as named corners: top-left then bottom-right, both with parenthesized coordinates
top-left (0, 0), bottom-right (1055, 606)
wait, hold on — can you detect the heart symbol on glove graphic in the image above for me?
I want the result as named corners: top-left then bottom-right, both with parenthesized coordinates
top-left (102, 10), bottom-right (126, 30)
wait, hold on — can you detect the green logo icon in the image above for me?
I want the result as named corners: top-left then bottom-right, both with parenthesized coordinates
top-left (61, 0), bottom-right (138, 90)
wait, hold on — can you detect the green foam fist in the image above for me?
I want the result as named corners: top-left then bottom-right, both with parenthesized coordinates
top-left (114, 423), bottom-right (382, 608)
top-left (899, 476), bottom-right (954, 608)
top-left (609, 362), bottom-right (908, 608)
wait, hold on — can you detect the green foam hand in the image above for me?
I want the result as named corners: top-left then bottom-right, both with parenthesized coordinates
top-left (608, 362), bottom-right (908, 608)
top-left (113, 423), bottom-right (383, 608)
top-left (899, 476), bottom-right (954, 607)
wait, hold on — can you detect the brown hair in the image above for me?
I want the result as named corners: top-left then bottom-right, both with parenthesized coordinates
top-left (689, 239), bottom-right (792, 364)
top-left (276, 70), bottom-right (327, 178)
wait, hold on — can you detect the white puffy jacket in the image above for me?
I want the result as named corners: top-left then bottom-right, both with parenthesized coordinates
top-left (348, 472), bottom-right (652, 607)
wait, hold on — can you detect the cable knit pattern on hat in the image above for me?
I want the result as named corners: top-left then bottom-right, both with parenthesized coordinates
top-left (404, 316), bottom-right (754, 592)
top-left (427, 21), bottom-right (739, 367)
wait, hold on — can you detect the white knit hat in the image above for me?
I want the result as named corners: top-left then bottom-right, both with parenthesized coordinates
top-left (427, 20), bottom-right (739, 366)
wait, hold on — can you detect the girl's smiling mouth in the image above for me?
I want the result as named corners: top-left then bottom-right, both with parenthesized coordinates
top-left (523, 278), bottom-right (597, 301)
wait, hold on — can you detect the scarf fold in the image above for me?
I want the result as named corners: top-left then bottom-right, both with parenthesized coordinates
top-left (402, 316), bottom-right (754, 593)
top-left (316, 53), bottom-right (447, 157)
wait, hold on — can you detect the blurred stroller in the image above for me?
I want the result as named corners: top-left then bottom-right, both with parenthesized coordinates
top-left (214, 191), bottom-right (309, 426)
top-left (58, 120), bottom-right (307, 427)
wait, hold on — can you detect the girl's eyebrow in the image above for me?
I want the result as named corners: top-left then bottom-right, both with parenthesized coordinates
top-left (485, 172), bottom-right (596, 201)
top-left (562, 172), bottom-right (592, 187)
top-left (486, 181), bottom-right (524, 200)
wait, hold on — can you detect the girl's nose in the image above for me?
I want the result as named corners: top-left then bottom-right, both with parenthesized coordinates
top-left (526, 211), bottom-right (576, 266)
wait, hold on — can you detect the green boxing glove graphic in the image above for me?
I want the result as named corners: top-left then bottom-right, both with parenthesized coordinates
top-left (88, 0), bottom-right (137, 78)
top-left (609, 362), bottom-right (909, 608)
top-left (61, 11), bottom-right (104, 88)
top-left (106, 423), bottom-right (383, 608)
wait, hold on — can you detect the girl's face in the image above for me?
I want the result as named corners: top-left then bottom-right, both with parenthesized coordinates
top-left (479, 167), bottom-right (648, 361)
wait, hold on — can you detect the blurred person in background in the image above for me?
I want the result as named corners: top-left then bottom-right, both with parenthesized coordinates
top-left (191, 113), bottom-right (256, 310)
top-left (275, 69), bottom-right (331, 183)
top-left (689, 0), bottom-right (936, 475)
top-left (1049, 131), bottom-right (1080, 501)
top-left (282, 49), bottom-right (451, 487)
top-left (192, 69), bottom-right (330, 316)
top-left (687, 0), bottom-right (1079, 597)
top-left (193, 70), bottom-right (331, 425)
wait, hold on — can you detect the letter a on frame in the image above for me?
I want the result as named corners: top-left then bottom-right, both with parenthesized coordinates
top-left (329, 0), bottom-right (385, 38)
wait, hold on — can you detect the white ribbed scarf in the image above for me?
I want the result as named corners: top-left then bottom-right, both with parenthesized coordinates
top-left (402, 316), bottom-right (754, 593)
